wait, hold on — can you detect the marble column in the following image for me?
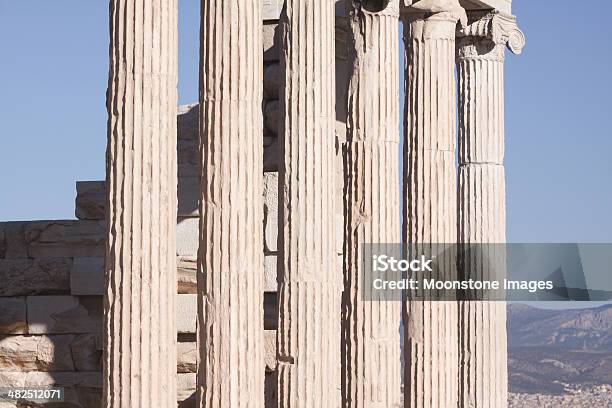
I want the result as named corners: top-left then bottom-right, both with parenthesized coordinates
top-left (276, 0), bottom-right (341, 406)
top-left (456, 11), bottom-right (524, 408)
top-left (104, 0), bottom-right (178, 407)
top-left (402, 1), bottom-right (466, 407)
top-left (342, 1), bottom-right (402, 407)
top-left (196, 1), bottom-right (265, 407)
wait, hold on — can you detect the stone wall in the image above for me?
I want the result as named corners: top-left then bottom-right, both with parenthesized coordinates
top-left (0, 18), bottom-right (348, 408)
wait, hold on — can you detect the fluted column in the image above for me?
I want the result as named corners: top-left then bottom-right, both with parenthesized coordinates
top-left (342, 1), bottom-right (401, 407)
top-left (456, 11), bottom-right (524, 408)
top-left (197, 1), bottom-right (264, 407)
top-left (402, 1), bottom-right (466, 407)
top-left (276, 0), bottom-right (341, 406)
top-left (104, 0), bottom-right (178, 406)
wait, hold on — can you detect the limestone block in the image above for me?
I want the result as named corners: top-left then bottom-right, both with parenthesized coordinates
top-left (177, 373), bottom-right (197, 407)
top-left (177, 294), bottom-right (196, 334)
top-left (0, 297), bottom-right (27, 334)
top-left (177, 256), bottom-right (197, 294)
top-left (263, 23), bottom-right (280, 62)
top-left (262, 0), bottom-right (282, 21)
top-left (264, 329), bottom-right (276, 372)
top-left (75, 181), bottom-right (106, 220)
top-left (263, 172), bottom-right (279, 253)
top-left (24, 221), bottom-right (105, 258)
top-left (177, 217), bottom-right (199, 257)
top-left (70, 257), bottom-right (104, 296)
top-left (264, 99), bottom-right (279, 135)
top-left (0, 258), bottom-right (71, 296)
top-left (264, 255), bottom-right (277, 292)
top-left (177, 342), bottom-right (197, 373)
top-left (27, 296), bottom-right (102, 334)
top-left (71, 333), bottom-right (102, 371)
top-left (263, 63), bottom-right (280, 99)
top-left (0, 222), bottom-right (28, 259)
top-left (0, 335), bottom-right (75, 371)
top-left (0, 371), bottom-right (103, 408)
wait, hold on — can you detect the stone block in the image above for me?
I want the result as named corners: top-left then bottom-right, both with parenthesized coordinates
top-left (263, 63), bottom-right (281, 99)
top-left (0, 335), bottom-right (75, 372)
top-left (75, 181), bottom-right (106, 220)
top-left (25, 220), bottom-right (105, 258)
top-left (178, 373), bottom-right (197, 407)
top-left (0, 297), bottom-right (27, 334)
top-left (177, 217), bottom-right (199, 257)
top-left (263, 172), bottom-right (279, 253)
top-left (177, 256), bottom-right (197, 294)
top-left (177, 294), bottom-right (197, 334)
top-left (27, 296), bottom-right (102, 334)
top-left (264, 329), bottom-right (276, 372)
top-left (0, 371), bottom-right (102, 408)
top-left (177, 341), bottom-right (197, 374)
top-left (263, 23), bottom-right (280, 62)
top-left (262, 0), bottom-right (282, 21)
top-left (264, 255), bottom-right (277, 292)
top-left (0, 222), bottom-right (28, 259)
top-left (70, 333), bottom-right (103, 371)
top-left (70, 257), bottom-right (104, 296)
top-left (0, 258), bottom-right (71, 296)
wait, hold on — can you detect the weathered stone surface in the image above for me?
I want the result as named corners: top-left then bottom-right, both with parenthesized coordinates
top-left (263, 23), bottom-right (280, 62)
top-left (342, 2), bottom-right (402, 406)
top-left (263, 172), bottom-right (278, 253)
top-left (70, 257), bottom-right (104, 296)
top-left (75, 181), bottom-right (106, 220)
top-left (264, 329), bottom-right (276, 373)
top-left (0, 297), bottom-right (27, 334)
top-left (264, 255), bottom-right (277, 292)
top-left (456, 10), bottom-right (524, 408)
top-left (177, 217), bottom-right (199, 257)
top-left (177, 256), bottom-right (197, 294)
top-left (24, 220), bottom-right (105, 258)
top-left (178, 176), bottom-right (199, 217)
top-left (277, 1), bottom-right (342, 406)
top-left (177, 373), bottom-right (197, 407)
top-left (403, 2), bottom-right (465, 407)
top-left (71, 333), bottom-right (102, 372)
top-left (177, 294), bottom-right (196, 334)
top-left (0, 335), bottom-right (75, 371)
top-left (0, 258), bottom-right (71, 296)
top-left (104, 0), bottom-right (178, 405)
top-left (198, 2), bottom-right (265, 405)
top-left (0, 371), bottom-right (102, 408)
top-left (177, 342), bottom-right (197, 374)
top-left (0, 222), bottom-right (28, 259)
top-left (262, 0), bottom-right (282, 21)
top-left (27, 296), bottom-right (102, 334)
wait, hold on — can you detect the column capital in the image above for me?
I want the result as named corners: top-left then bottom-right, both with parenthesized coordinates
top-left (347, 0), bottom-right (400, 17)
top-left (402, 0), bottom-right (468, 28)
top-left (458, 10), bottom-right (525, 55)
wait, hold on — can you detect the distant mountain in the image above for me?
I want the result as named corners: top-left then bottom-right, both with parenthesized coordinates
top-left (507, 303), bottom-right (612, 394)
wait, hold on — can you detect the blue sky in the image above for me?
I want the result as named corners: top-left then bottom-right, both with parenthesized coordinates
top-left (1, 1), bottom-right (611, 244)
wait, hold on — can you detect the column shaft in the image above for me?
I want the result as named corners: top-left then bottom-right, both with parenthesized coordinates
top-left (402, 4), bottom-right (465, 407)
top-left (277, 0), bottom-right (341, 406)
top-left (456, 12), bottom-right (524, 407)
top-left (104, 0), bottom-right (178, 407)
top-left (342, 2), bottom-right (401, 407)
top-left (197, 1), bottom-right (265, 407)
